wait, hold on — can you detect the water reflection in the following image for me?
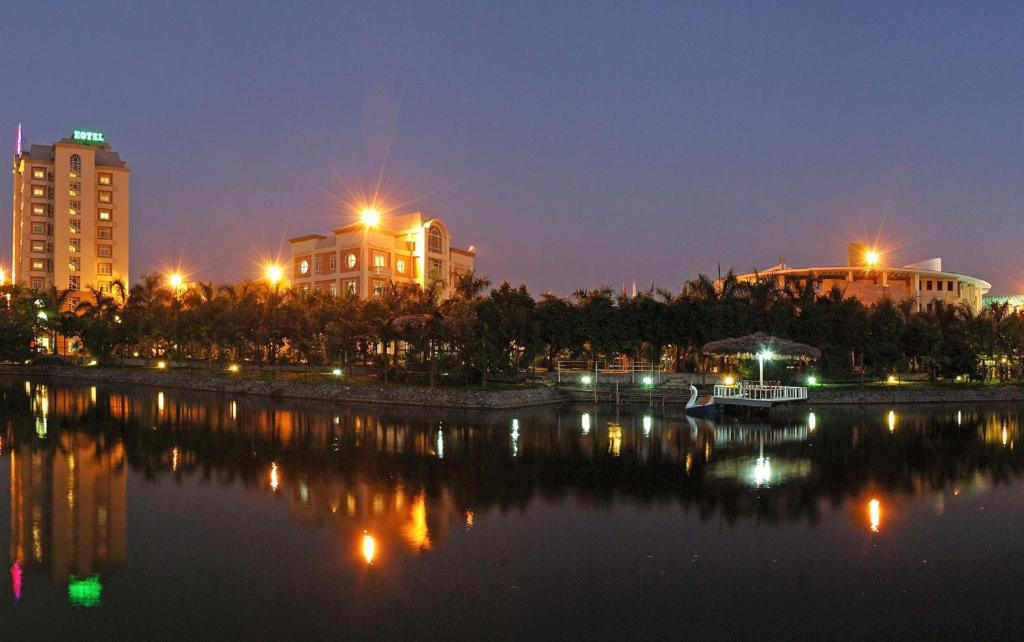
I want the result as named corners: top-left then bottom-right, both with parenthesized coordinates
top-left (4, 378), bottom-right (1024, 612)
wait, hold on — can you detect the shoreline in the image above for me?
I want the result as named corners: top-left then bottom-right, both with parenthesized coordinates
top-left (3, 364), bottom-right (1023, 409)
top-left (0, 365), bottom-right (565, 410)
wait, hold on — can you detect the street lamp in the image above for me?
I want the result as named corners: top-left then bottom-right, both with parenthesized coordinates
top-left (265, 264), bottom-right (283, 287)
top-left (361, 208), bottom-right (380, 228)
top-left (865, 250), bottom-right (879, 268)
top-left (757, 349), bottom-right (773, 386)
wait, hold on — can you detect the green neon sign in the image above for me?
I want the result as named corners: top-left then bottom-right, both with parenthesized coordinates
top-left (68, 573), bottom-right (103, 607)
top-left (72, 130), bottom-right (105, 143)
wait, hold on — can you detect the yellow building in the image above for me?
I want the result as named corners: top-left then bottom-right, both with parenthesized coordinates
top-left (736, 243), bottom-right (991, 313)
top-left (288, 211), bottom-right (475, 298)
top-left (11, 129), bottom-right (130, 306)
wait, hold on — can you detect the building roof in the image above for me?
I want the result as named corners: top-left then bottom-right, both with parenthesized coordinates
top-left (20, 143), bottom-right (127, 168)
top-left (738, 264), bottom-right (991, 291)
top-left (288, 234), bottom-right (327, 243)
top-left (451, 246), bottom-right (476, 257)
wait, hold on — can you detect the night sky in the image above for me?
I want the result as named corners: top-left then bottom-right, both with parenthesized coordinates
top-left (3, 1), bottom-right (1024, 294)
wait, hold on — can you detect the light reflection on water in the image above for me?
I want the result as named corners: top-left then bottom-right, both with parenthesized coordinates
top-left (4, 378), bottom-right (1024, 638)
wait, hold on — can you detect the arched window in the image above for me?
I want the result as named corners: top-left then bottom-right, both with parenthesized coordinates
top-left (69, 154), bottom-right (81, 178)
top-left (428, 226), bottom-right (443, 254)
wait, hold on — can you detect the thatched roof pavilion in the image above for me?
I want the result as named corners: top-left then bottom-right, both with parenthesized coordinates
top-left (702, 332), bottom-right (821, 361)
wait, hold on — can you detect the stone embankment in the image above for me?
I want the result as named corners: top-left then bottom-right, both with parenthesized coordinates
top-left (808, 386), bottom-right (1024, 405)
top-left (0, 365), bottom-right (565, 410)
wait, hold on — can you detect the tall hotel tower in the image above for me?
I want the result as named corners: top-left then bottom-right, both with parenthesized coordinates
top-left (12, 128), bottom-right (130, 306)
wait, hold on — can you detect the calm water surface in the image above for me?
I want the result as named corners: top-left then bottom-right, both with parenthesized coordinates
top-left (1, 376), bottom-right (1023, 639)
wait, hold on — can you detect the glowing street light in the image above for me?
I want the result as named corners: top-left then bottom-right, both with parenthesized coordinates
top-left (756, 349), bottom-right (773, 386)
top-left (361, 208), bottom-right (381, 228)
top-left (167, 272), bottom-right (183, 289)
top-left (865, 250), bottom-right (880, 267)
top-left (723, 375), bottom-right (735, 386)
top-left (265, 264), bottom-right (283, 286)
top-left (0, 267), bottom-right (6, 286)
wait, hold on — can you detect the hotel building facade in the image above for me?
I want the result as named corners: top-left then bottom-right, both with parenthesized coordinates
top-left (11, 130), bottom-right (130, 306)
top-left (736, 243), bottom-right (991, 313)
top-left (288, 211), bottom-right (475, 298)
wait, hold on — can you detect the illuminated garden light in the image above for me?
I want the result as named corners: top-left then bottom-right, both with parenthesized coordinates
top-left (641, 375), bottom-right (654, 386)
top-left (806, 375), bottom-right (817, 386)
top-left (581, 375), bottom-right (592, 385)
top-left (887, 374), bottom-right (897, 384)
top-left (228, 364), bottom-right (240, 373)
top-left (332, 368), bottom-right (342, 376)
top-left (723, 375), bottom-right (735, 386)
top-left (156, 361), bottom-right (167, 369)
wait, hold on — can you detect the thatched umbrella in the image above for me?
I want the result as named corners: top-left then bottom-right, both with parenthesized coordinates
top-left (390, 314), bottom-right (434, 333)
top-left (702, 332), bottom-right (821, 385)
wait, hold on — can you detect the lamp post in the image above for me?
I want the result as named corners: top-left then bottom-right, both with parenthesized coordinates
top-left (757, 349), bottom-right (773, 386)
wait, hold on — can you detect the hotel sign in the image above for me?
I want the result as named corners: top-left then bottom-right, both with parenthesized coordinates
top-left (73, 130), bottom-right (105, 143)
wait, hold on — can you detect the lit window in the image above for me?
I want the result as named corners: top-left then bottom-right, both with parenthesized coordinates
top-left (69, 182), bottom-right (81, 197)
top-left (98, 263), bottom-right (112, 276)
top-left (69, 239), bottom-right (81, 253)
top-left (68, 276), bottom-right (80, 291)
top-left (31, 167), bottom-right (46, 180)
top-left (69, 154), bottom-right (81, 178)
top-left (373, 252), bottom-right (387, 271)
top-left (98, 173), bottom-right (112, 186)
top-left (299, 259), bottom-right (309, 275)
top-left (345, 280), bottom-right (357, 295)
top-left (329, 254), bottom-right (337, 271)
top-left (428, 226), bottom-right (443, 254)
top-left (70, 201), bottom-right (81, 217)
top-left (31, 259), bottom-right (45, 271)
top-left (97, 227), bottom-right (112, 240)
top-left (314, 256), bottom-right (322, 273)
top-left (31, 185), bottom-right (46, 197)
top-left (69, 220), bottom-right (81, 234)
top-left (97, 245), bottom-right (112, 257)
top-left (31, 241), bottom-right (46, 252)
top-left (373, 282), bottom-right (387, 297)
top-left (346, 253), bottom-right (357, 269)
top-left (31, 203), bottom-right (45, 216)
top-left (98, 209), bottom-right (111, 221)
top-left (330, 282), bottom-right (338, 297)
top-left (98, 191), bottom-right (112, 204)
top-left (396, 258), bottom-right (406, 274)
top-left (68, 258), bottom-right (80, 272)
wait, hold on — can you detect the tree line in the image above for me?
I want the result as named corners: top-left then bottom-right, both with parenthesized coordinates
top-left (1, 270), bottom-right (1022, 384)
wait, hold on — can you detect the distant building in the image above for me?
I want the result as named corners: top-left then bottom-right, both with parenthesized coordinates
top-left (11, 129), bottom-right (130, 305)
top-left (288, 211), bottom-right (475, 298)
top-left (736, 243), bottom-right (991, 313)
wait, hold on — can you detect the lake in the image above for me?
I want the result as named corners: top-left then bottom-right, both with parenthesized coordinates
top-left (1, 376), bottom-right (1022, 639)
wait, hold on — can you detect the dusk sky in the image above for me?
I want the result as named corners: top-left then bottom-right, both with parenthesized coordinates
top-left (4, 1), bottom-right (1024, 294)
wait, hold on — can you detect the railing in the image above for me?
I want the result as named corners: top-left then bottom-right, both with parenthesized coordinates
top-left (714, 383), bottom-right (808, 402)
top-left (555, 360), bottom-right (668, 383)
